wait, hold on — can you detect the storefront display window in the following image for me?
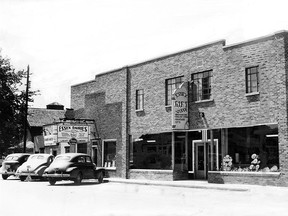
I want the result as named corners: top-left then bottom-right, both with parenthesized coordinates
top-left (131, 133), bottom-right (172, 170)
top-left (103, 140), bottom-right (116, 168)
top-left (226, 124), bottom-right (279, 170)
top-left (174, 132), bottom-right (186, 170)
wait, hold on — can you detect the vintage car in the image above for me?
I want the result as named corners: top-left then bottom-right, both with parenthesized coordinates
top-left (16, 154), bottom-right (54, 181)
top-left (43, 153), bottom-right (105, 185)
top-left (0, 153), bottom-right (31, 180)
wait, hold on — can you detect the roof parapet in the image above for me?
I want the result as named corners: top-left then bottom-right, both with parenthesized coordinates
top-left (224, 30), bottom-right (288, 50)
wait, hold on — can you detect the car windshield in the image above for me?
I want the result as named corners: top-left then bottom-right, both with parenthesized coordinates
top-left (5, 156), bottom-right (19, 161)
top-left (28, 155), bottom-right (45, 160)
top-left (55, 156), bottom-right (71, 161)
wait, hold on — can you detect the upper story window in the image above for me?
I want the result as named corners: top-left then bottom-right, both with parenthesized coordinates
top-left (165, 76), bottom-right (184, 106)
top-left (245, 66), bottom-right (259, 94)
top-left (136, 89), bottom-right (144, 110)
top-left (191, 70), bottom-right (212, 101)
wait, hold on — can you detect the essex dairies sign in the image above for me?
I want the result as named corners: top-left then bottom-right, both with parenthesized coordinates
top-left (172, 82), bottom-right (189, 130)
top-left (58, 125), bottom-right (89, 143)
top-left (43, 124), bottom-right (90, 146)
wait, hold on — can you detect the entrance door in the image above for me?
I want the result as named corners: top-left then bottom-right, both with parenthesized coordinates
top-left (93, 147), bottom-right (98, 165)
top-left (193, 139), bottom-right (219, 180)
top-left (195, 142), bottom-right (206, 179)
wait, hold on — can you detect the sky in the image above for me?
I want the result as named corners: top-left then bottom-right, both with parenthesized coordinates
top-left (1, 0), bottom-right (288, 109)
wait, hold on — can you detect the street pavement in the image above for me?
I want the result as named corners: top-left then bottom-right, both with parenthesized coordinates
top-left (1, 176), bottom-right (288, 216)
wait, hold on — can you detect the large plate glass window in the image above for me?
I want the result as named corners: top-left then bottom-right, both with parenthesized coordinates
top-left (246, 66), bottom-right (259, 93)
top-left (191, 70), bottom-right (212, 101)
top-left (165, 76), bottom-right (184, 106)
top-left (131, 133), bottom-right (172, 170)
top-left (103, 140), bottom-right (116, 168)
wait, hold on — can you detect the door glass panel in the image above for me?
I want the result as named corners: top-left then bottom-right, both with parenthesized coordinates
top-left (197, 145), bottom-right (204, 170)
top-left (208, 141), bottom-right (218, 171)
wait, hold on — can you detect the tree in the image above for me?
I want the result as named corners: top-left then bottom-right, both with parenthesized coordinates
top-left (0, 52), bottom-right (38, 155)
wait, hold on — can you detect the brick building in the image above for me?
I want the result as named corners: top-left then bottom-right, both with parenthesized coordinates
top-left (71, 31), bottom-right (288, 186)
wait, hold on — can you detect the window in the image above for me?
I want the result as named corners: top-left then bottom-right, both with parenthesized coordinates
top-left (136, 89), bottom-right (144, 110)
top-left (131, 133), bottom-right (172, 170)
top-left (103, 141), bottom-right (116, 168)
top-left (77, 143), bottom-right (87, 154)
top-left (85, 156), bottom-right (92, 163)
top-left (165, 76), bottom-right (184, 106)
top-left (191, 70), bottom-right (212, 101)
top-left (246, 66), bottom-right (259, 93)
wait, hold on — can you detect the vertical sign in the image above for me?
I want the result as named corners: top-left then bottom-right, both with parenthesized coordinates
top-left (43, 125), bottom-right (58, 146)
top-left (172, 82), bottom-right (189, 130)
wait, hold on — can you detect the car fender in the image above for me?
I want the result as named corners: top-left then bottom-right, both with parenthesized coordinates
top-left (66, 167), bottom-right (81, 178)
top-left (94, 168), bottom-right (105, 178)
top-left (35, 166), bottom-right (48, 176)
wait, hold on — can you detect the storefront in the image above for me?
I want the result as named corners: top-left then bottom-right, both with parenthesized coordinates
top-left (43, 119), bottom-right (98, 161)
top-left (71, 31), bottom-right (288, 186)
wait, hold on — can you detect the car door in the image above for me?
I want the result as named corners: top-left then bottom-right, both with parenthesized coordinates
top-left (84, 156), bottom-right (95, 178)
top-left (75, 156), bottom-right (86, 177)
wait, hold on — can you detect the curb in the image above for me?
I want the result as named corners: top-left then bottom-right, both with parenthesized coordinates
top-left (105, 178), bottom-right (250, 192)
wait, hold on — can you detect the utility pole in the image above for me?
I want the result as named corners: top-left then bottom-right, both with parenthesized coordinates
top-left (23, 65), bottom-right (29, 153)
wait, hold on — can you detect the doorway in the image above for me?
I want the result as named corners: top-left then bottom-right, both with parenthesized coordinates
top-left (193, 140), bottom-right (219, 180)
top-left (195, 142), bottom-right (206, 179)
top-left (92, 147), bottom-right (98, 165)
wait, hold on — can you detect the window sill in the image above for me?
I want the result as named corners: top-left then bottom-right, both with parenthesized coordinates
top-left (194, 99), bottom-right (214, 104)
top-left (135, 109), bottom-right (144, 112)
top-left (104, 167), bottom-right (116, 171)
top-left (245, 92), bottom-right (260, 97)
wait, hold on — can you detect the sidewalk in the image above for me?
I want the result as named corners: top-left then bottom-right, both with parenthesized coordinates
top-left (105, 178), bottom-right (255, 192)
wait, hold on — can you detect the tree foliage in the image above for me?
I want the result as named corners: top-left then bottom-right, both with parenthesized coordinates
top-left (0, 52), bottom-right (37, 155)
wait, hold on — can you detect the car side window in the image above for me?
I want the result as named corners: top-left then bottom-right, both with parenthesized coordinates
top-left (86, 156), bottom-right (92, 163)
top-left (78, 156), bottom-right (85, 163)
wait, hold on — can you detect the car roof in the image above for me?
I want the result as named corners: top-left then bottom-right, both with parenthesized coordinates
top-left (7, 153), bottom-right (31, 157)
top-left (28, 154), bottom-right (53, 158)
top-left (56, 153), bottom-right (89, 158)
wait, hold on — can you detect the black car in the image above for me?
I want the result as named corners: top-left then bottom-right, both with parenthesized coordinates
top-left (0, 153), bottom-right (31, 180)
top-left (43, 153), bottom-right (105, 185)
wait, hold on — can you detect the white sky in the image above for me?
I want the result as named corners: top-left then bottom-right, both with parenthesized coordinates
top-left (1, 0), bottom-right (288, 108)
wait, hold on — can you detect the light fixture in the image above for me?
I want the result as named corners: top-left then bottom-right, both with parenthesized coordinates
top-left (266, 134), bottom-right (278, 137)
top-left (147, 140), bottom-right (156, 143)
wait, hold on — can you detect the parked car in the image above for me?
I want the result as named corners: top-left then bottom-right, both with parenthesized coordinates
top-left (0, 153), bottom-right (31, 180)
top-left (16, 154), bottom-right (54, 181)
top-left (43, 153), bottom-right (105, 185)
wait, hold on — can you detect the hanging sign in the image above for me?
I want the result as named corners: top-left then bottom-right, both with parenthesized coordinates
top-left (172, 82), bottom-right (189, 130)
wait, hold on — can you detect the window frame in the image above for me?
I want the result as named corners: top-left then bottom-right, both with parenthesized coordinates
top-left (136, 89), bottom-right (144, 111)
top-left (165, 76), bottom-right (184, 106)
top-left (102, 139), bottom-right (117, 170)
top-left (191, 70), bottom-right (212, 102)
top-left (245, 66), bottom-right (259, 94)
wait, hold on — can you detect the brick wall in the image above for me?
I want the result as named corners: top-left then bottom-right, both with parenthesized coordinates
top-left (71, 68), bottom-right (129, 178)
top-left (71, 31), bottom-right (288, 185)
top-left (129, 41), bottom-right (225, 138)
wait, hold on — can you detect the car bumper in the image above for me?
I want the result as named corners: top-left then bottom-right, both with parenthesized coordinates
top-left (17, 173), bottom-right (40, 177)
top-left (0, 171), bottom-right (16, 175)
top-left (43, 173), bottom-right (71, 178)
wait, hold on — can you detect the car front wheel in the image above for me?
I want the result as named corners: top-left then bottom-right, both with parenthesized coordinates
top-left (74, 173), bottom-right (82, 184)
top-left (2, 174), bottom-right (8, 180)
top-left (49, 178), bottom-right (56, 185)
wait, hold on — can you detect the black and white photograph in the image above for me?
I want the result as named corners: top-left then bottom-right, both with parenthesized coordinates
top-left (1, 0), bottom-right (288, 215)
